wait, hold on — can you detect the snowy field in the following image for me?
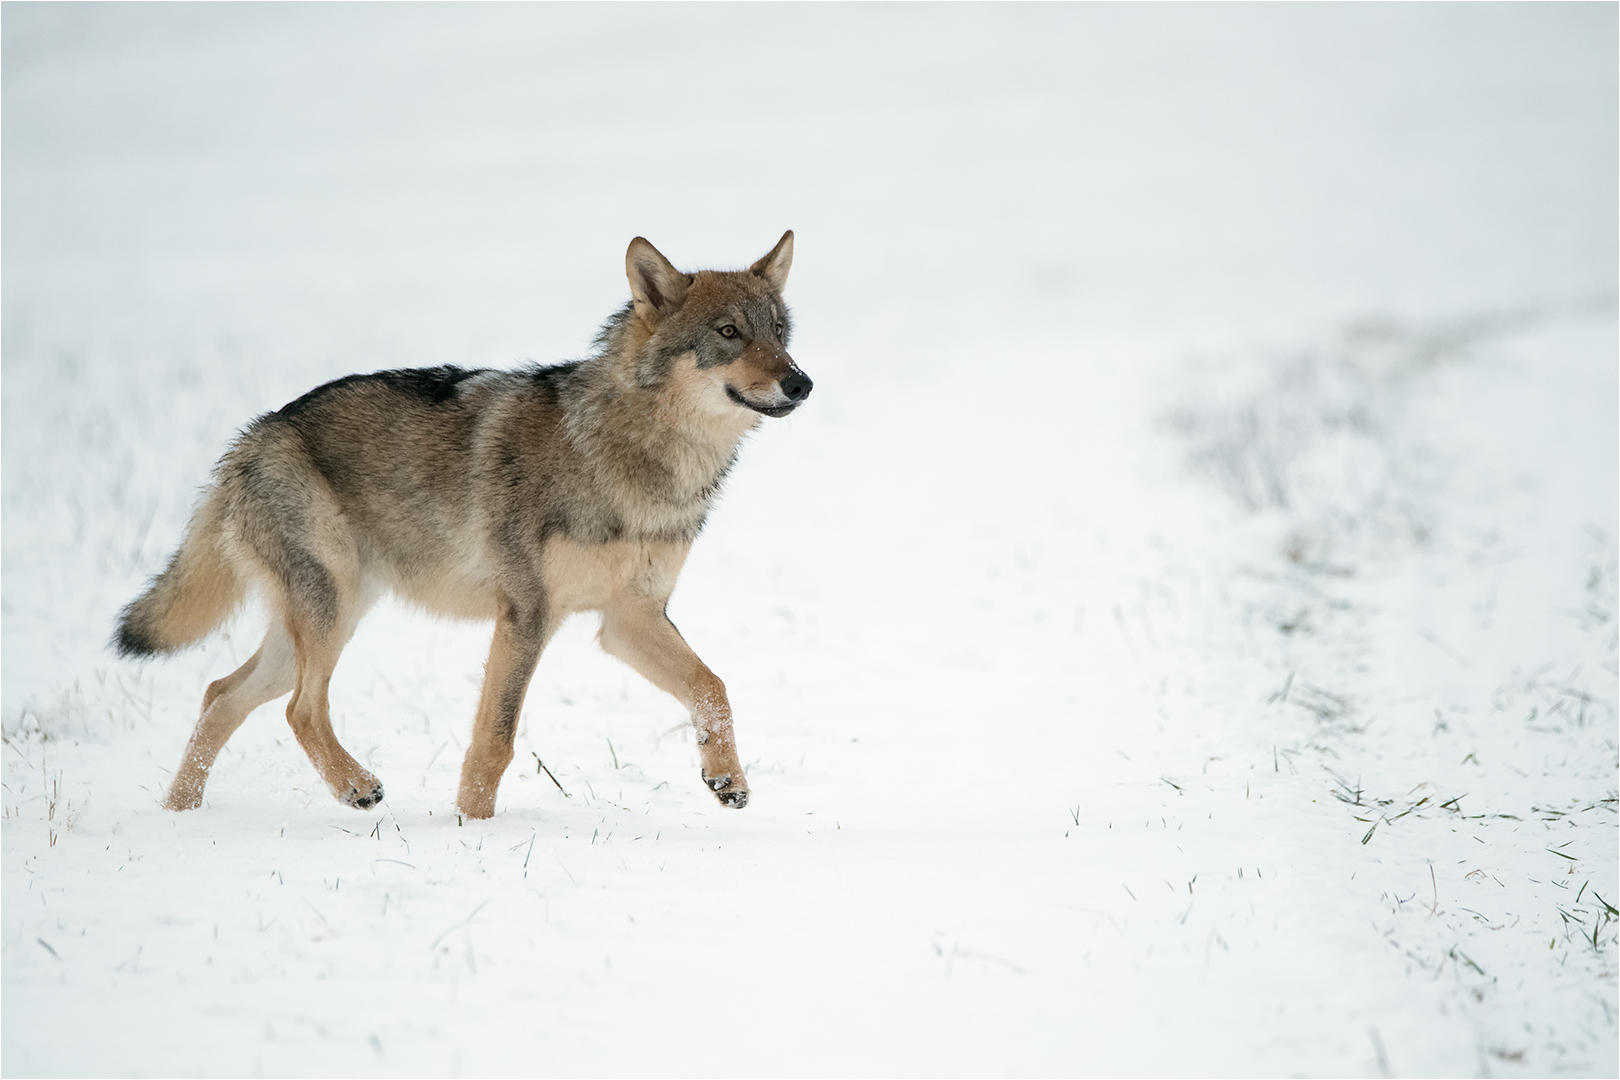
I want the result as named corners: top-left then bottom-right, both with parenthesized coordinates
top-left (3, 5), bottom-right (1616, 1076)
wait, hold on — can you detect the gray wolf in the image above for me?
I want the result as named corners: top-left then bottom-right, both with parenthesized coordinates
top-left (114, 232), bottom-right (809, 818)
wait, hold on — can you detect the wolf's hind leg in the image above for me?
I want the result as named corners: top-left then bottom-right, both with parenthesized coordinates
top-left (457, 596), bottom-right (552, 819)
top-left (282, 563), bottom-right (384, 810)
top-left (598, 601), bottom-right (748, 809)
top-left (164, 622), bottom-right (296, 811)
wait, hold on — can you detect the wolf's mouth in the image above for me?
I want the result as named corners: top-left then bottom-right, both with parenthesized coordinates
top-left (726, 385), bottom-right (799, 418)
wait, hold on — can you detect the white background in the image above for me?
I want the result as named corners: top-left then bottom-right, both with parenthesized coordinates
top-left (4, 5), bottom-right (1616, 1076)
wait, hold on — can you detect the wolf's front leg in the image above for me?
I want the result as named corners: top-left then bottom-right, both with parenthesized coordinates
top-left (457, 598), bottom-right (550, 819)
top-left (598, 601), bottom-right (749, 808)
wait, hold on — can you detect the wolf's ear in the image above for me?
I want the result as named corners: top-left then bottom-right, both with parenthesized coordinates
top-left (750, 230), bottom-right (793, 293)
top-left (626, 238), bottom-right (692, 328)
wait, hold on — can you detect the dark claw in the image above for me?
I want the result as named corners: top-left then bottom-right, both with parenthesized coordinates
top-left (719, 789), bottom-right (749, 809)
top-left (704, 773), bottom-right (732, 792)
top-left (352, 784), bottom-right (384, 810)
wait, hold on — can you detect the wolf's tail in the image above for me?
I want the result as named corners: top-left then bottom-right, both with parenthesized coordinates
top-left (114, 491), bottom-right (245, 658)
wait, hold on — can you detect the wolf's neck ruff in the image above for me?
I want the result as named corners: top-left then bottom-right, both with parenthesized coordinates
top-left (560, 348), bottom-right (751, 546)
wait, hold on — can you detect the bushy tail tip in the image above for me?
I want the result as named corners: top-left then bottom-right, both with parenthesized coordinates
top-left (112, 514), bottom-right (243, 659)
top-left (113, 607), bottom-right (165, 658)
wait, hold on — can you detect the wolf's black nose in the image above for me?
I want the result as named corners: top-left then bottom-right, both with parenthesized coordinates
top-left (781, 371), bottom-right (813, 402)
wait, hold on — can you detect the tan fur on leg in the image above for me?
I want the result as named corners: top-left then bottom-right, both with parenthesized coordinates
top-left (164, 624), bottom-right (296, 811)
top-left (599, 599), bottom-right (749, 808)
top-left (457, 597), bottom-right (552, 819)
top-left (284, 621), bottom-right (384, 809)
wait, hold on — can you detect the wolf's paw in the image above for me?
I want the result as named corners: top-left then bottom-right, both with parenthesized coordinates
top-left (456, 785), bottom-right (496, 820)
top-left (703, 772), bottom-right (749, 808)
top-left (162, 785), bottom-right (205, 812)
top-left (342, 778), bottom-right (385, 810)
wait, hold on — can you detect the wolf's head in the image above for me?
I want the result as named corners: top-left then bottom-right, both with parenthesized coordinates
top-left (621, 231), bottom-right (812, 420)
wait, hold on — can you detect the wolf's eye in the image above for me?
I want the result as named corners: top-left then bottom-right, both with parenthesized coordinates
top-left (774, 323), bottom-right (784, 340)
top-left (718, 325), bottom-right (738, 339)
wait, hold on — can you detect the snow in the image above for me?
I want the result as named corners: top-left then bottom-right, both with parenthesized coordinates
top-left (3, 5), bottom-right (1616, 1076)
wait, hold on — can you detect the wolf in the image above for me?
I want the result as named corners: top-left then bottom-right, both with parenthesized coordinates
top-left (114, 232), bottom-right (809, 819)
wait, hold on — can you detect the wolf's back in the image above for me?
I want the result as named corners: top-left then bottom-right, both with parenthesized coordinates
top-left (115, 489), bottom-right (245, 658)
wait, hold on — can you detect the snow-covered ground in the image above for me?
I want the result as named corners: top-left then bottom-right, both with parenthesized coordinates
top-left (3, 5), bottom-right (1615, 1076)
